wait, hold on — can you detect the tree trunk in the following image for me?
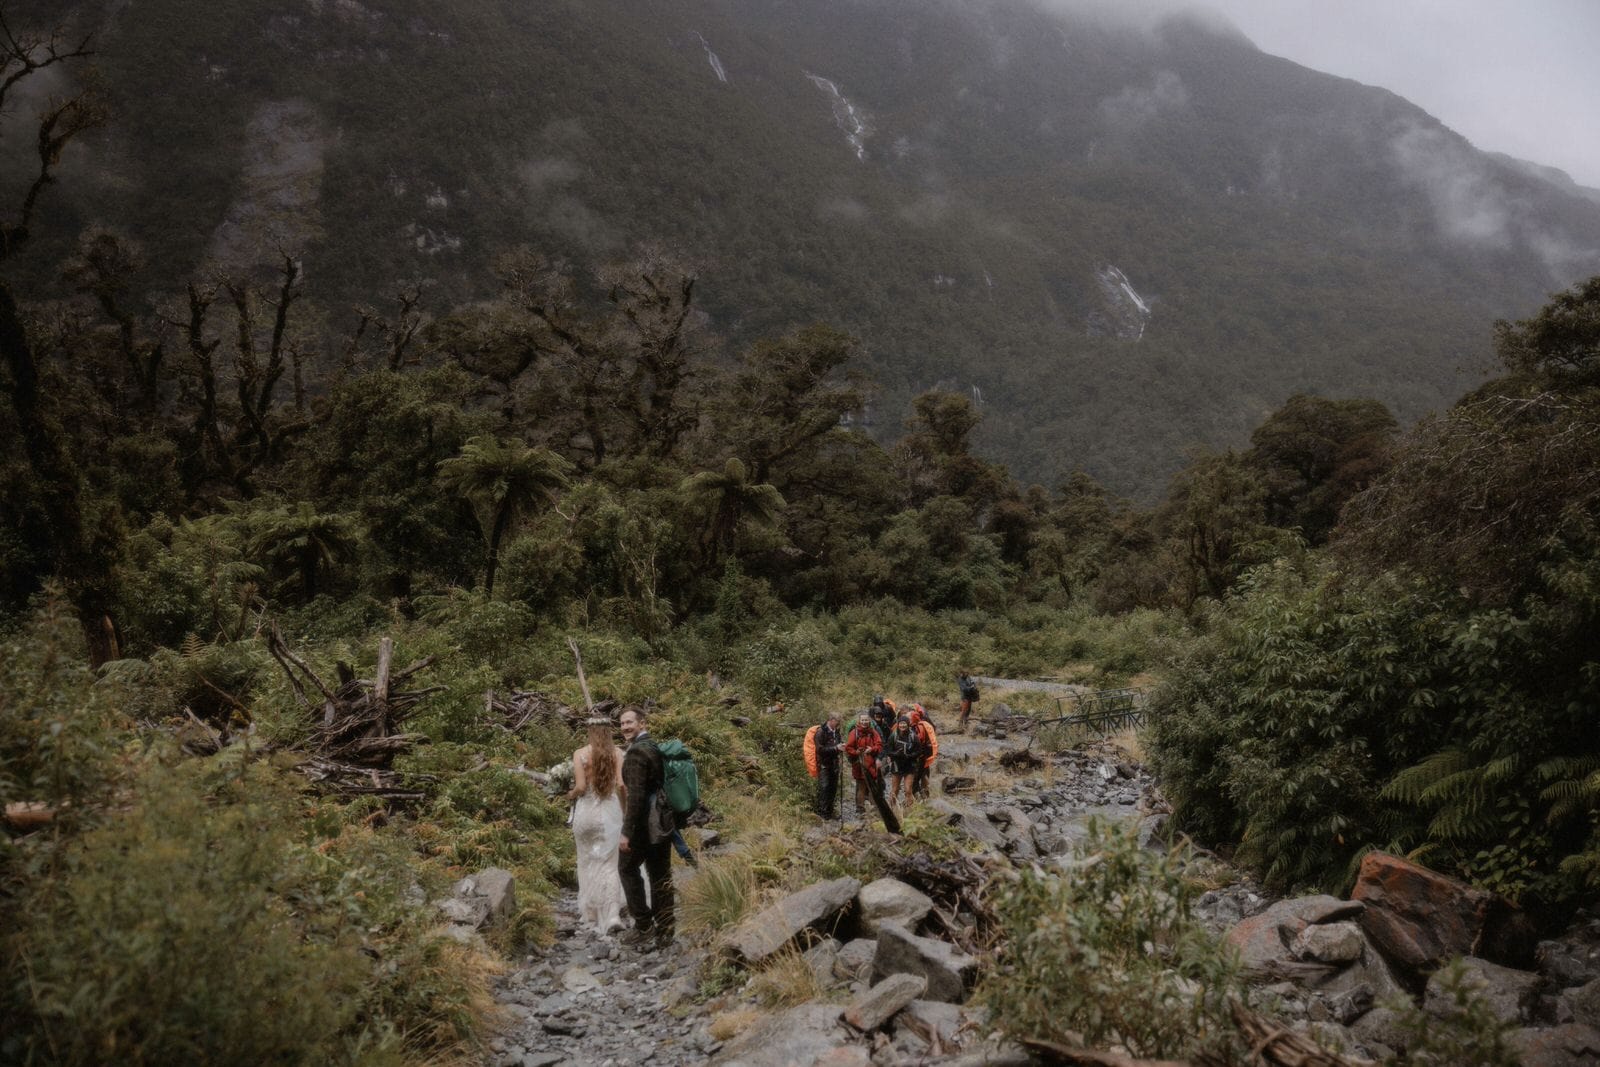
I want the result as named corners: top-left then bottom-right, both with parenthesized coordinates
top-left (485, 500), bottom-right (512, 599)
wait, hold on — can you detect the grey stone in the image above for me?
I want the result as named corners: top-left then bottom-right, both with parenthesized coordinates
top-left (721, 877), bottom-right (862, 964)
top-left (1349, 1005), bottom-right (1408, 1053)
top-left (857, 878), bottom-right (935, 936)
top-left (842, 972), bottom-right (927, 1031)
top-left (804, 938), bottom-right (843, 989)
top-left (1568, 978), bottom-right (1600, 1029)
top-left (451, 866), bottom-right (517, 928)
top-left (1508, 1023), bottom-right (1600, 1067)
top-left (1292, 922), bottom-right (1367, 964)
top-left (561, 965), bottom-right (602, 993)
top-left (519, 1053), bottom-right (566, 1067)
top-left (1426, 957), bottom-right (1542, 1026)
top-left (898, 999), bottom-right (969, 1046)
top-left (711, 1000), bottom-right (860, 1066)
top-left (873, 922), bottom-right (978, 1003)
top-left (700, 829), bottom-right (722, 849)
top-left (835, 938), bottom-right (877, 981)
top-left (924, 798), bottom-right (1007, 852)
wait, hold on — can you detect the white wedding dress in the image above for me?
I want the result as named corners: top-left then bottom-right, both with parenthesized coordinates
top-left (572, 755), bottom-right (626, 935)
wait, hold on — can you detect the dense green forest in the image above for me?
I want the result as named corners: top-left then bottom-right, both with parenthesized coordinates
top-left (12, 0), bottom-right (1600, 495)
top-left (4, 12), bottom-right (1600, 1067)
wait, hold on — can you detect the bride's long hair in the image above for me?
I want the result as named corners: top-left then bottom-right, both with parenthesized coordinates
top-left (586, 720), bottom-right (618, 799)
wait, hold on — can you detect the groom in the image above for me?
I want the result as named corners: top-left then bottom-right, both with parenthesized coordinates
top-left (617, 706), bottom-right (674, 950)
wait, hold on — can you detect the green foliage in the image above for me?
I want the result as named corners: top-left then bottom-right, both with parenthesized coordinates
top-left (740, 621), bottom-right (834, 704)
top-left (4, 751), bottom-right (486, 1067)
top-left (0, 592), bottom-right (122, 825)
top-left (1392, 959), bottom-right (1521, 1066)
top-left (980, 820), bottom-right (1245, 1060)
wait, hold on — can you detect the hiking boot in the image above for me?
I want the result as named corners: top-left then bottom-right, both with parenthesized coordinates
top-left (618, 924), bottom-right (655, 947)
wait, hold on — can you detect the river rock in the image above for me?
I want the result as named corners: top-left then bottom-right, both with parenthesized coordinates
top-left (873, 921), bottom-right (977, 1003)
top-left (1349, 1005), bottom-right (1408, 1053)
top-left (721, 877), bottom-right (861, 964)
top-left (1352, 852), bottom-right (1493, 982)
top-left (1425, 957), bottom-right (1542, 1026)
top-left (1508, 1023), bottom-right (1600, 1067)
top-left (1293, 922), bottom-right (1367, 964)
top-left (842, 972), bottom-right (926, 1031)
top-left (857, 877), bottom-right (935, 936)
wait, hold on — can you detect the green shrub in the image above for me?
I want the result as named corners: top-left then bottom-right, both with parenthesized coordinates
top-left (1392, 958), bottom-right (1520, 1066)
top-left (979, 819), bottom-right (1245, 1061)
top-left (4, 747), bottom-right (503, 1066)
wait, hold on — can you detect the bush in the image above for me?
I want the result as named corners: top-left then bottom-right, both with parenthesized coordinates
top-left (979, 819), bottom-right (1245, 1061)
top-left (3, 750), bottom-right (491, 1066)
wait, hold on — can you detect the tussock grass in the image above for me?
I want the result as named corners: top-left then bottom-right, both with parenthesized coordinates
top-left (748, 946), bottom-right (825, 1009)
top-left (708, 1007), bottom-right (763, 1041)
top-left (679, 855), bottom-right (759, 936)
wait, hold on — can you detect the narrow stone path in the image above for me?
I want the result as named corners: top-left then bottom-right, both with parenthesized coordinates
top-left (484, 722), bottom-right (1163, 1067)
top-left (488, 887), bottom-right (718, 1067)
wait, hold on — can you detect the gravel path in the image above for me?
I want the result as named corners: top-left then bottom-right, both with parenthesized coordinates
top-left (484, 726), bottom-right (1163, 1066)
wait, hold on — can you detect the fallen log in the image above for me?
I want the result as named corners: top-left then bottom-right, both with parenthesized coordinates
top-left (3, 801), bottom-right (56, 832)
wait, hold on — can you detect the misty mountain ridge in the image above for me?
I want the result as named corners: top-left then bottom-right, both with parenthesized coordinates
top-left (15, 0), bottom-right (1600, 495)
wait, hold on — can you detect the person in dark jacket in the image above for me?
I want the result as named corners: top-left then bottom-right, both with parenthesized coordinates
top-left (617, 706), bottom-right (673, 949)
top-left (813, 712), bottom-right (843, 818)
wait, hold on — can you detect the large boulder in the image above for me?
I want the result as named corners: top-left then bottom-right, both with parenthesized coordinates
top-left (439, 866), bottom-right (517, 932)
top-left (1352, 852), bottom-right (1493, 982)
top-left (1567, 978), bottom-right (1600, 1029)
top-left (1225, 895), bottom-right (1365, 973)
top-left (1425, 957), bottom-right (1542, 1027)
top-left (857, 878), bottom-right (934, 937)
top-left (873, 922), bottom-right (978, 1003)
top-left (842, 973), bottom-right (927, 1031)
top-left (713, 1001), bottom-right (866, 1066)
top-left (924, 798), bottom-right (1007, 853)
top-left (1507, 1023), bottom-right (1600, 1067)
top-left (721, 877), bottom-right (862, 964)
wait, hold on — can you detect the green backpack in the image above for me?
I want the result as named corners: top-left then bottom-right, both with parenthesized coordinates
top-left (655, 738), bottom-right (701, 816)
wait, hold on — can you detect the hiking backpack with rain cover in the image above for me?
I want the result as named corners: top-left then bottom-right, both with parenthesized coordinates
top-left (655, 738), bottom-right (701, 816)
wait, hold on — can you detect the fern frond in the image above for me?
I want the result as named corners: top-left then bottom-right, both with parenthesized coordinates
top-left (1384, 748), bottom-right (1471, 804)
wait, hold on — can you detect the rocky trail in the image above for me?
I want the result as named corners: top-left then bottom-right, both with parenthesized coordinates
top-left (466, 703), bottom-right (1600, 1067)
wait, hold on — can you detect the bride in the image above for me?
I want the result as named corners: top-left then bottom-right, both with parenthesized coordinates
top-left (567, 717), bottom-right (627, 935)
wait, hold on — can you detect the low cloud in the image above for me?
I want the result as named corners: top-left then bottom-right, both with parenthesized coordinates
top-left (1389, 119), bottom-right (1599, 277)
top-left (1097, 70), bottom-right (1188, 132)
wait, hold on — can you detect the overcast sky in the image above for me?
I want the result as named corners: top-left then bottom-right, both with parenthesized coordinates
top-left (1202, 0), bottom-right (1600, 188)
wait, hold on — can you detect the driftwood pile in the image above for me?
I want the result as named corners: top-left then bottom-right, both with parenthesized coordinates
top-left (883, 849), bottom-right (999, 956)
top-left (268, 624), bottom-right (441, 800)
top-left (482, 690), bottom-right (619, 733)
top-left (1022, 1001), bottom-right (1369, 1067)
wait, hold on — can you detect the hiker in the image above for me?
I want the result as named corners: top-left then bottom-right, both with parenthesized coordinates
top-left (843, 711), bottom-right (883, 819)
top-left (567, 716), bottom-right (626, 936)
top-left (957, 670), bottom-right (979, 732)
top-left (885, 713), bottom-right (922, 809)
top-left (804, 711), bottom-right (844, 819)
top-left (908, 704), bottom-right (938, 799)
top-left (869, 694), bottom-right (897, 743)
top-left (617, 706), bottom-right (673, 950)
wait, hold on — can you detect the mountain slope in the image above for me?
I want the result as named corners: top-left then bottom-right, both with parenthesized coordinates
top-left (15, 0), bottom-right (1600, 495)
